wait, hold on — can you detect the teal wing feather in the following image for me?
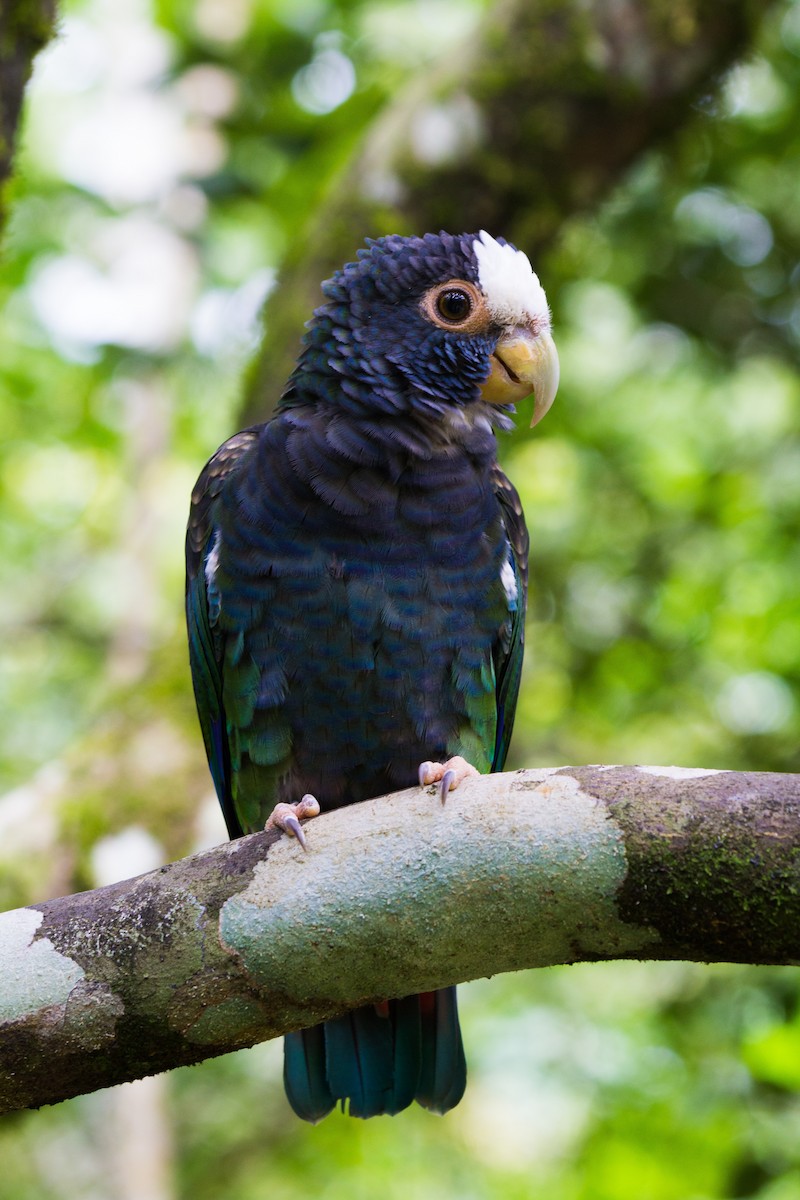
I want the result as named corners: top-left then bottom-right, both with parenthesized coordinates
top-left (185, 428), bottom-right (260, 839)
top-left (491, 464), bottom-right (529, 772)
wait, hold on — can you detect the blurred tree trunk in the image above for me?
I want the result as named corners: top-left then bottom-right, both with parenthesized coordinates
top-left (0, 0), bottom-right (56, 225)
top-left (244, 0), bottom-right (772, 421)
top-left (1, 765), bottom-right (799, 1115)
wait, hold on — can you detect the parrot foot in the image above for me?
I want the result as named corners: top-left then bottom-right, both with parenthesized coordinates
top-left (265, 795), bottom-right (321, 851)
top-left (418, 756), bottom-right (480, 805)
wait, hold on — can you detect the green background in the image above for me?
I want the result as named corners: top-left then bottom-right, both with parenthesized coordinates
top-left (0, 0), bottom-right (799, 1196)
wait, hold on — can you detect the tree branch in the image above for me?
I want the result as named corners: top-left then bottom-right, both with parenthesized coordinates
top-left (244, 0), bottom-right (772, 420)
top-left (1, 765), bottom-right (799, 1115)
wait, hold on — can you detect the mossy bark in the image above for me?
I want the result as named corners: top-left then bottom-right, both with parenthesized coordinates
top-left (1, 765), bottom-right (799, 1116)
top-left (0, 0), bottom-right (57, 228)
top-left (243, 0), bottom-right (770, 422)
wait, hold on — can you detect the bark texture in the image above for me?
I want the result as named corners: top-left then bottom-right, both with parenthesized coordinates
top-left (244, 0), bottom-right (772, 420)
top-left (0, 0), bottom-right (57, 224)
top-left (1, 765), bottom-right (799, 1116)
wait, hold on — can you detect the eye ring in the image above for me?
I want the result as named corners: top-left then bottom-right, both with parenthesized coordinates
top-left (420, 279), bottom-right (488, 333)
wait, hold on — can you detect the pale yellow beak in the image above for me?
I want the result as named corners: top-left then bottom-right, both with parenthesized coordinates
top-left (479, 327), bottom-right (560, 427)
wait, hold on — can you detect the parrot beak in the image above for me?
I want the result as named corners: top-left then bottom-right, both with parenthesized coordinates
top-left (479, 327), bottom-right (560, 426)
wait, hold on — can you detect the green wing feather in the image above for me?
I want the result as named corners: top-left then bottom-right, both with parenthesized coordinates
top-left (491, 464), bottom-right (529, 773)
top-left (185, 428), bottom-right (260, 838)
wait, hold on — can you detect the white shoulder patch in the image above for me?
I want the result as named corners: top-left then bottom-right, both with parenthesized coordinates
top-left (473, 230), bottom-right (550, 327)
top-left (205, 530), bottom-right (221, 592)
top-left (500, 558), bottom-right (517, 606)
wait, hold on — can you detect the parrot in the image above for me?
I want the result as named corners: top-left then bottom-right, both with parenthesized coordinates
top-left (185, 230), bottom-right (559, 1120)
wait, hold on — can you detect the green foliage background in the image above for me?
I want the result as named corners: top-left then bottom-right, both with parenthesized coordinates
top-left (0, 0), bottom-right (799, 1196)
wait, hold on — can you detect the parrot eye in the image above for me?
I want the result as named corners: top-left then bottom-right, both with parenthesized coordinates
top-left (421, 278), bottom-right (488, 332)
top-left (437, 288), bottom-right (472, 323)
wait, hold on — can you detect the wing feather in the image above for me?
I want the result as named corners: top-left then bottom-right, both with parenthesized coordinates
top-left (491, 463), bottom-right (529, 772)
top-left (185, 428), bottom-right (260, 837)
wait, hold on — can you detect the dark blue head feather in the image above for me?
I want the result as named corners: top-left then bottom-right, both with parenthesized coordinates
top-left (281, 231), bottom-right (513, 419)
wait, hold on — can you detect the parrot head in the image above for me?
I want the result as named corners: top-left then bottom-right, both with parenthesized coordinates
top-left (282, 230), bottom-right (559, 428)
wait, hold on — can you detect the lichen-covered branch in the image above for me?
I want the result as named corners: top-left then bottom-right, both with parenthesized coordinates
top-left (1, 765), bottom-right (799, 1116)
top-left (245, 0), bottom-right (772, 420)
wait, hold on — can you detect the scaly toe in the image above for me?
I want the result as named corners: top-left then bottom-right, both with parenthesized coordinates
top-left (418, 756), bottom-right (480, 804)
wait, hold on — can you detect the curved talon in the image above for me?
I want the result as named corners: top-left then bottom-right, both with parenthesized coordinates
top-left (440, 769), bottom-right (456, 805)
top-left (419, 761), bottom-right (435, 788)
top-left (283, 813), bottom-right (307, 849)
top-left (266, 794), bottom-right (321, 852)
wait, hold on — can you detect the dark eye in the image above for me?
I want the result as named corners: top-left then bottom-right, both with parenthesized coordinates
top-left (436, 288), bottom-right (473, 323)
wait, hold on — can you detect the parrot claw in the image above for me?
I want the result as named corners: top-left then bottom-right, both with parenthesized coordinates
top-left (417, 756), bottom-right (480, 804)
top-left (265, 794), bottom-right (321, 851)
top-left (439, 769), bottom-right (456, 805)
top-left (283, 813), bottom-right (306, 848)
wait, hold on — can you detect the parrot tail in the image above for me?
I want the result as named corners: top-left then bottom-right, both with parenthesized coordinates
top-left (283, 986), bottom-right (466, 1121)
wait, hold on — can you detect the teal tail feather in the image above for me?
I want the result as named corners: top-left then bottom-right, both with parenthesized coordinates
top-left (283, 986), bottom-right (466, 1120)
top-left (283, 1025), bottom-right (335, 1122)
top-left (414, 987), bottom-right (467, 1114)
